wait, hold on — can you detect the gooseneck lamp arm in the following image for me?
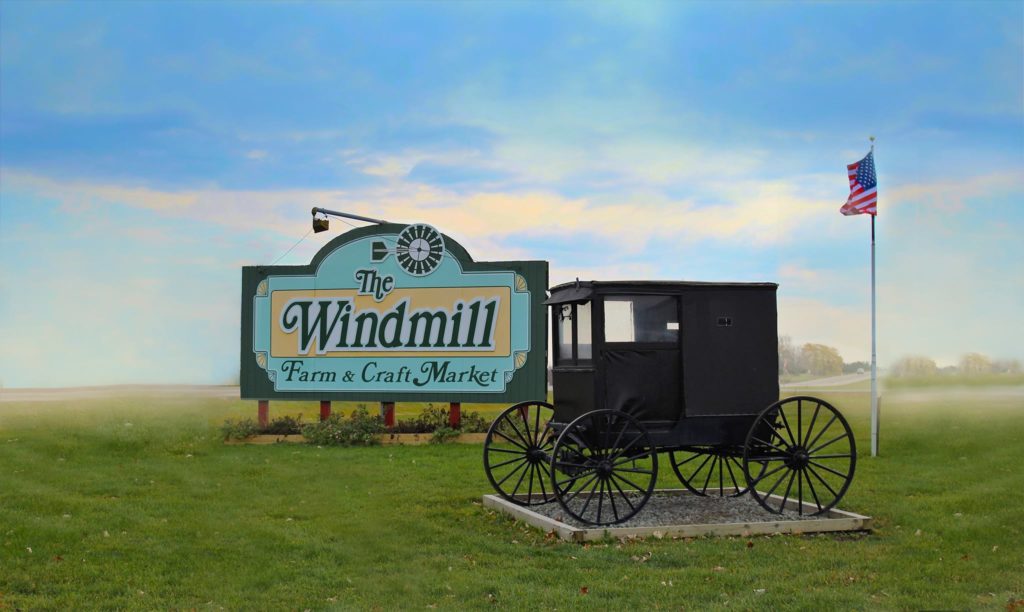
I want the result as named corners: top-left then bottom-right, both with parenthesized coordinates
top-left (311, 207), bottom-right (389, 226)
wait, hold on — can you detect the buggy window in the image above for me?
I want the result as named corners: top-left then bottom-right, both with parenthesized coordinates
top-left (604, 296), bottom-right (679, 343)
top-left (577, 301), bottom-right (592, 360)
top-left (554, 301), bottom-right (593, 365)
top-left (557, 305), bottom-right (573, 363)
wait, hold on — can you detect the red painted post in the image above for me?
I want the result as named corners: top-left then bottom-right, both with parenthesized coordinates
top-left (319, 400), bottom-right (331, 421)
top-left (381, 401), bottom-right (395, 428)
top-left (449, 402), bottom-right (461, 429)
top-left (258, 400), bottom-right (269, 428)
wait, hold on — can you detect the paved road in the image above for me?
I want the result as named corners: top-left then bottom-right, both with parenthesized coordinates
top-left (781, 373), bottom-right (871, 388)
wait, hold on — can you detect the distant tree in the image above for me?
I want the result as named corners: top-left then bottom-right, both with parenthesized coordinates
top-left (778, 335), bottom-right (799, 375)
top-left (800, 343), bottom-right (843, 377)
top-left (889, 355), bottom-right (938, 378)
top-left (958, 353), bottom-right (993, 375)
top-left (992, 358), bottom-right (1022, 374)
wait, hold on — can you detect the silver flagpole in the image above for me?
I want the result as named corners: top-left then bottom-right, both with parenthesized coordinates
top-left (869, 136), bottom-right (878, 457)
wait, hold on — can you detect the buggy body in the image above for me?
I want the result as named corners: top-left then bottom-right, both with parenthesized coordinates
top-left (483, 279), bottom-right (857, 525)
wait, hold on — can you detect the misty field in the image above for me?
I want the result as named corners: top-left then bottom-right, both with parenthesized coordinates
top-left (1, 387), bottom-right (1022, 610)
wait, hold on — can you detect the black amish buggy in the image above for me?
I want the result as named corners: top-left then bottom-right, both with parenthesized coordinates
top-left (482, 280), bottom-right (857, 526)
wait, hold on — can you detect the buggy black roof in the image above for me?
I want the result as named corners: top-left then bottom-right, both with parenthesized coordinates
top-left (544, 279), bottom-right (778, 305)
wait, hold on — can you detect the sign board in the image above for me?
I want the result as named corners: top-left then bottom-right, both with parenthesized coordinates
top-left (240, 223), bottom-right (548, 402)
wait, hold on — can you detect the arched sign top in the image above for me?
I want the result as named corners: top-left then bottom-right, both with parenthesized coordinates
top-left (241, 223), bottom-right (548, 403)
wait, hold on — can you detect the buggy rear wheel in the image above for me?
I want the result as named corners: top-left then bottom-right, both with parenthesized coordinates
top-left (550, 409), bottom-right (658, 526)
top-left (742, 396), bottom-right (857, 515)
top-left (483, 401), bottom-right (556, 505)
top-left (669, 446), bottom-right (750, 497)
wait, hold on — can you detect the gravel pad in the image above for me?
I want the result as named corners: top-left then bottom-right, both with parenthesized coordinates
top-left (525, 491), bottom-right (819, 529)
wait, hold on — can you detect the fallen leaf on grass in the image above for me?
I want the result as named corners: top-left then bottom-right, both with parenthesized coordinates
top-left (746, 540), bottom-right (754, 548)
top-left (579, 586), bottom-right (588, 595)
top-left (914, 529), bottom-right (922, 536)
top-left (712, 566), bottom-right (725, 572)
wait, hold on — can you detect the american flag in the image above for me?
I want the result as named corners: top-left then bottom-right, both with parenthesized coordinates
top-left (840, 151), bottom-right (877, 216)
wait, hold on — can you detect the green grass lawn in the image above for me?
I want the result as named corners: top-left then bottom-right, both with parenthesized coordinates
top-left (1, 389), bottom-right (1022, 610)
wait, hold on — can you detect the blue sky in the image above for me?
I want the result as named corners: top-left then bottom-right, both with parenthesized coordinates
top-left (1, 1), bottom-right (1022, 387)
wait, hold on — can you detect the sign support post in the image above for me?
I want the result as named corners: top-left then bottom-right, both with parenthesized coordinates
top-left (258, 400), bottom-right (269, 429)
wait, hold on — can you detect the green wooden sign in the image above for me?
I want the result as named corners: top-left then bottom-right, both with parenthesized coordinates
top-left (240, 223), bottom-right (548, 402)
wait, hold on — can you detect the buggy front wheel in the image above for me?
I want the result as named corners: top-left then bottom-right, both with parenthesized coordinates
top-left (483, 401), bottom-right (556, 505)
top-left (550, 409), bottom-right (658, 526)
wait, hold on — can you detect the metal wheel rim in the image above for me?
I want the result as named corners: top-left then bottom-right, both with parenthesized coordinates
top-left (742, 396), bottom-right (857, 516)
top-left (483, 401), bottom-right (556, 506)
top-left (550, 409), bottom-right (658, 526)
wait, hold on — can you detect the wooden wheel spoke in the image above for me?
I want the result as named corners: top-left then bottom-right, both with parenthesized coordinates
top-left (578, 476), bottom-right (603, 517)
top-left (486, 446), bottom-right (527, 456)
top-left (492, 429), bottom-right (529, 451)
top-left (747, 461), bottom-right (789, 486)
top-left (532, 406), bottom-right (542, 446)
top-left (610, 470), bottom-right (649, 494)
top-left (796, 471), bottom-right (804, 516)
top-left (778, 407), bottom-right (797, 448)
top-left (804, 469), bottom-right (824, 512)
top-left (672, 452), bottom-right (703, 468)
top-left (561, 472), bottom-right (600, 505)
top-left (564, 430), bottom-right (593, 454)
top-left (508, 460), bottom-right (531, 497)
top-left (495, 458), bottom-right (529, 487)
top-left (796, 399), bottom-right (803, 446)
top-left (751, 436), bottom-right (790, 455)
top-left (537, 463), bottom-right (549, 499)
top-left (608, 474), bottom-right (637, 512)
top-left (610, 432), bottom-right (646, 461)
top-left (553, 465), bottom-right (597, 483)
top-left (526, 463), bottom-right (535, 501)
top-left (803, 403), bottom-right (822, 449)
top-left (778, 470), bottom-right (797, 513)
top-left (806, 465), bottom-right (839, 498)
top-left (807, 459), bottom-right (850, 480)
top-left (613, 466), bottom-right (654, 475)
top-left (724, 456), bottom-right (741, 494)
top-left (687, 452), bottom-right (715, 482)
top-left (808, 433), bottom-right (849, 455)
top-left (804, 413), bottom-right (838, 451)
top-left (701, 455), bottom-right (717, 494)
top-left (488, 455), bottom-right (529, 470)
top-left (764, 468), bottom-right (792, 499)
top-left (511, 411), bottom-right (533, 448)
